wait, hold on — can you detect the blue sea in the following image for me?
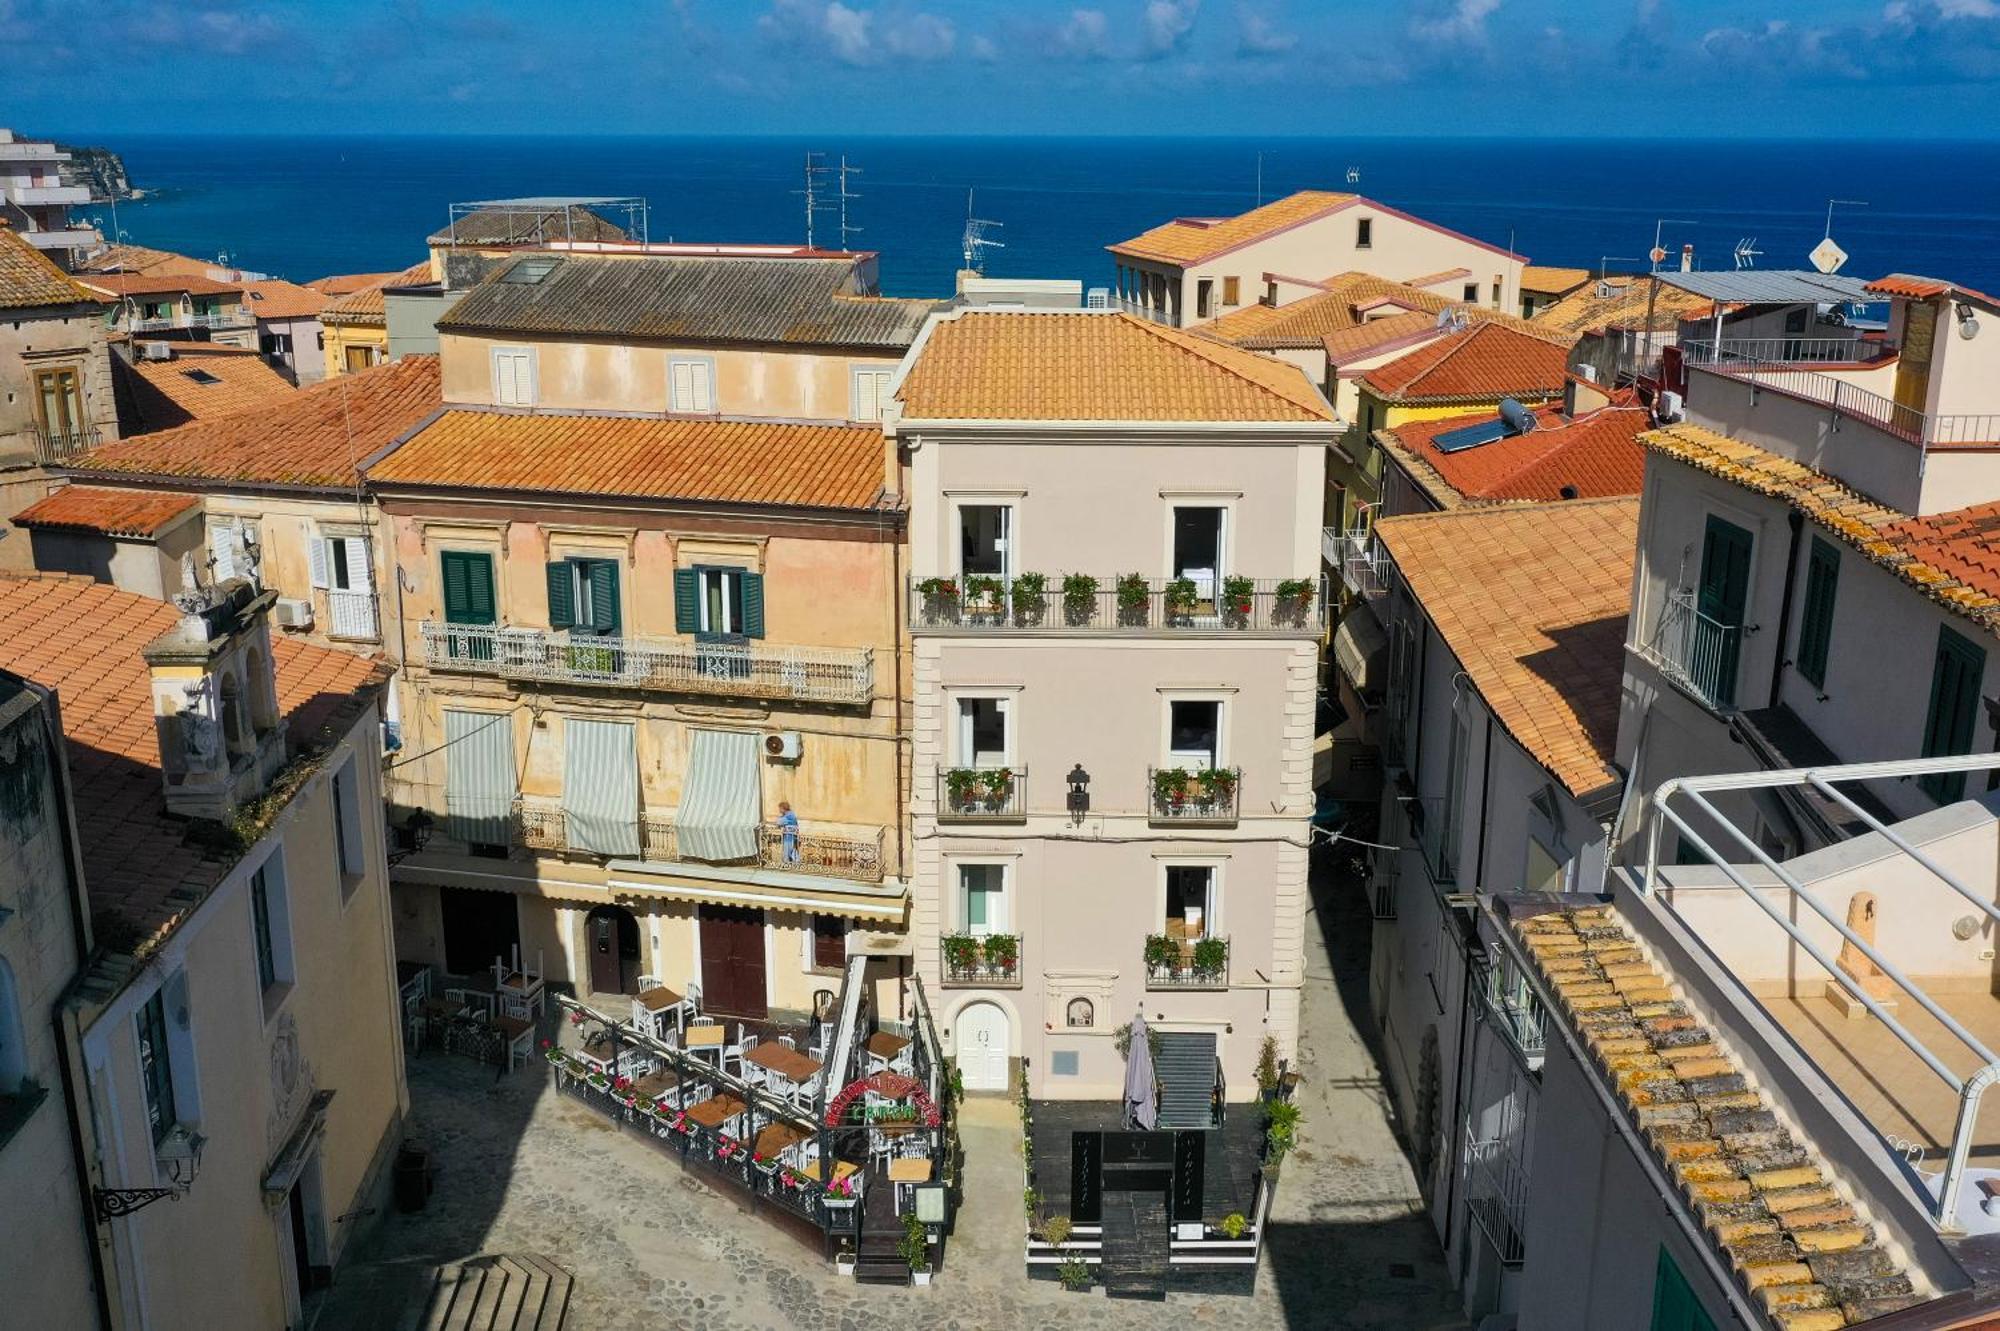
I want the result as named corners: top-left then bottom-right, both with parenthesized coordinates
top-left (88, 135), bottom-right (2000, 298)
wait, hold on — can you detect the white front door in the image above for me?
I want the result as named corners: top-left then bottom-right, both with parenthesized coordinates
top-left (956, 1001), bottom-right (1009, 1091)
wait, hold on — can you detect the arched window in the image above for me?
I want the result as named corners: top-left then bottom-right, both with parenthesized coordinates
top-left (219, 672), bottom-right (245, 750)
top-left (0, 957), bottom-right (27, 1091)
top-left (1065, 997), bottom-right (1094, 1029)
top-left (244, 646), bottom-right (278, 734)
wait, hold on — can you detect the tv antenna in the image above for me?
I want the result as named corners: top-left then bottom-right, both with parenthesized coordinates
top-left (795, 152), bottom-right (832, 249)
top-left (1650, 218), bottom-right (1699, 271)
top-left (1824, 198), bottom-right (1867, 240)
top-left (837, 156), bottom-right (863, 250)
top-left (1732, 237), bottom-right (1762, 270)
top-left (1599, 255), bottom-right (1640, 282)
top-left (1345, 165), bottom-right (1361, 185)
top-left (961, 189), bottom-right (1004, 275)
top-left (1256, 151), bottom-right (1272, 207)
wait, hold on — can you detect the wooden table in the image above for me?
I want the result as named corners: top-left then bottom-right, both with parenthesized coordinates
top-left (753, 1121), bottom-right (811, 1161)
top-left (684, 1024), bottom-right (726, 1050)
top-left (493, 1015), bottom-right (534, 1070)
top-left (632, 1069), bottom-right (681, 1103)
top-left (683, 1093), bottom-right (748, 1132)
top-left (888, 1154), bottom-right (932, 1211)
top-left (744, 1042), bottom-right (822, 1086)
top-left (576, 1032), bottom-right (625, 1075)
top-left (865, 1031), bottom-right (912, 1073)
top-left (635, 985), bottom-right (683, 1013)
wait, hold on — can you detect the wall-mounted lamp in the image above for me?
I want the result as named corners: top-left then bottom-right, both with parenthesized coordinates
top-left (1066, 764), bottom-right (1091, 825)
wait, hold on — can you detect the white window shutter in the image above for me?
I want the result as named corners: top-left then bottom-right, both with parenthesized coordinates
top-left (691, 360), bottom-right (713, 412)
top-left (511, 352), bottom-right (534, 406)
top-left (854, 371), bottom-right (880, 422)
top-left (344, 537), bottom-right (373, 591)
top-left (308, 534), bottom-right (330, 589)
top-left (208, 522), bottom-right (236, 581)
top-left (669, 361), bottom-right (693, 412)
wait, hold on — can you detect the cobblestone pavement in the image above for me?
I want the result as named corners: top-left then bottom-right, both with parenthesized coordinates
top-left (318, 866), bottom-right (1463, 1330)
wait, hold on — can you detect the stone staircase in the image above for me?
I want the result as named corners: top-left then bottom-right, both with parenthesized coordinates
top-left (1155, 1032), bottom-right (1216, 1130)
top-left (416, 1253), bottom-right (572, 1331)
top-left (1098, 1193), bottom-right (1169, 1301)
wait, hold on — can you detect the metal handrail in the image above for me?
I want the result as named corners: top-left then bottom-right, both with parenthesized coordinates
top-left (1648, 588), bottom-right (1741, 713)
top-left (1642, 751), bottom-right (2000, 1228)
top-left (513, 795), bottom-right (885, 882)
top-left (908, 573), bottom-right (1326, 634)
top-left (1681, 336), bottom-right (1895, 366)
top-left (1688, 354), bottom-right (2000, 448)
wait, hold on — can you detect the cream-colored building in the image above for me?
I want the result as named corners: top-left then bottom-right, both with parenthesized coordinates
top-left (0, 570), bottom-right (400, 1329)
top-left (1108, 190), bottom-right (1525, 330)
top-left (367, 404), bottom-right (911, 1026)
top-left (888, 308), bottom-right (1332, 1104)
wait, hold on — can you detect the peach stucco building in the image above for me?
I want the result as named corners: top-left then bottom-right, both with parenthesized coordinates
top-left (887, 308), bottom-right (1333, 1106)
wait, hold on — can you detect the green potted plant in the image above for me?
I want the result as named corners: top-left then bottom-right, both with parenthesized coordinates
top-left (1024, 1186), bottom-right (1041, 1219)
top-left (1056, 1255), bottom-right (1091, 1291)
top-left (1062, 573), bottom-right (1100, 626)
top-left (900, 1211), bottom-right (932, 1284)
top-left (1221, 574), bottom-right (1255, 627)
top-left (1218, 1212), bottom-right (1248, 1239)
top-left (1196, 766), bottom-right (1238, 811)
top-left (1011, 572), bottom-right (1048, 626)
top-left (982, 766), bottom-right (1015, 811)
top-left (942, 933), bottom-right (981, 975)
top-left (916, 575), bottom-right (960, 623)
top-left (1192, 936), bottom-right (1228, 978)
top-left (1039, 1213), bottom-right (1073, 1247)
top-left (1153, 766), bottom-right (1191, 812)
top-left (1274, 577), bottom-right (1315, 627)
top-left (983, 932), bottom-right (1019, 975)
top-left (1265, 1099), bottom-right (1301, 1167)
top-left (1163, 576), bottom-right (1199, 622)
top-left (944, 767), bottom-right (980, 813)
top-left (1143, 933), bottom-right (1182, 975)
top-left (964, 574), bottom-right (1006, 621)
top-left (1255, 1035), bottom-right (1282, 1101)
top-left (1115, 573), bottom-right (1150, 626)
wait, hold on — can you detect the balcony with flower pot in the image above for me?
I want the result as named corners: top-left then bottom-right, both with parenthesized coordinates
top-left (935, 766), bottom-right (1025, 822)
top-left (939, 932), bottom-right (1023, 988)
top-left (907, 573), bottom-right (1324, 636)
top-left (1147, 766), bottom-right (1241, 827)
top-left (1143, 934), bottom-right (1230, 991)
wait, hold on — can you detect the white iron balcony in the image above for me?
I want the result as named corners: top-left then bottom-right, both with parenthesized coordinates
top-left (1643, 588), bottom-right (1742, 714)
top-left (513, 795), bottom-right (886, 882)
top-left (1146, 766), bottom-right (1241, 827)
top-left (419, 621), bottom-right (875, 706)
top-left (1680, 335), bottom-right (1896, 368)
top-left (908, 573), bottom-right (1325, 636)
top-left (127, 310), bottom-right (256, 333)
top-left (1324, 527), bottom-right (1385, 599)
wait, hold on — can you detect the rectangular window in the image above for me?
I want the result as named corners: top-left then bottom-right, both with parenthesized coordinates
top-left (1920, 625), bottom-right (1987, 804)
top-left (959, 863), bottom-right (1007, 935)
top-left (673, 565), bottom-right (765, 640)
top-left (958, 504), bottom-right (1012, 579)
top-left (1438, 708), bottom-right (1470, 884)
top-left (249, 858), bottom-right (296, 1012)
top-left (33, 367), bottom-right (83, 436)
top-left (1356, 218), bottom-right (1372, 249)
top-left (1221, 276), bottom-right (1241, 307)
top-left (1795, 537), bottom-right (1839, 689)
top-left (957, 696), bottom-right (1010, 767)
top-left (251, 865), bottom-right (277, 991)
top-left (1171, 504), bottom-right (1226, 603)
top-left (490, 346), bottom-right (536, 406)
top-left (331, 755), bottom-right (365, 885)
top-left (1168, 699), bottom-right (1221, 768)
top-left (812, 914), bottom-right (847, 969)
top-left (440, 549), bottom-right (497, 625)
top-left (1264, 280), bottom-right (1278, 306)
top-left (668, 356), bottom-right (716, 413)
top-left (344, 345), bottom-right (375, 373)
top-left (1462, 283), bottom-right (1479, 303)
top-left (1649, 1247), bottom-right (1717, 1331)
top-left (547, 557), bottom-right (621, 635)
top-left (137, 990), bottom-right (177, 1147)
top-left (1196, 279), bottom-right (1214, 319)
top-left (699, 567), bottom-right (746, 636)
top-left (851, 366), bottom-right (894, 422)
top-left (1490, 278), bottom-right (1501, 306)
top-left (1165, 865), bottom-right (1216, 939)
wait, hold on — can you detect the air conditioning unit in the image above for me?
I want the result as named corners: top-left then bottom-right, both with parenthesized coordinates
top-left (1656, 389), bottom-right (1685, 423)
top-left (141, 340), bottom-right (174, 361)
top-left (273, 597), bottom-right (314, 629)
top-left (764, 730), bottom-right (802, 761)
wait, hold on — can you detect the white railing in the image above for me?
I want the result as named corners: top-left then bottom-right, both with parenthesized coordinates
top-left (1687, 355), bottom-right (2000, 448)
top-left (1649, 588), bottom-right (1742, 713)
top-left (326, 590), bottom-right (379, 641)
top-left (5, 184), bottom-right (89, 206)
top-left (514, 795), bottom-right (886, 882)
top-left (1463, 1127), bottom-right (1530, 1264)
top-left (1484, 958), bottom-right (1546, 1067)
top-left (420, 621), bottom-right (875, 706)
top-left (1681, 336), bottom-right (1894, 367)
top-left (1326, 527), bottom-right (1384, 599)
top-left (908, 574), bottom-right (1325, 635)
top-left (1111, 295), bottom-right (1175, 326)
top-left (127, 310), bottom-right (255, 332)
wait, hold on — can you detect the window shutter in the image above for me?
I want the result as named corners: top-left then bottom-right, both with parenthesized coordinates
top-left (466, 553), bottom-right (495, 624)
top-left (740, 571), bottom-right (765, 639)
top-left (308, 534), bottom-right (330, 589)
top-left (546, 561), bottom-right (575, 631)
top-left (344, 537), bottom-right (373, 591)
top-left (208, 522), bottom-right (236, 581)
top-left (670, 361), bottom-right (694, 412)
top-left (588, 560), bottom-right (620, 635)
top-left (1920, 627), bottom-right (1986, 803)
top-left (690, 360), bottom-right (714, 412)
top-left (1795, 538), bottom-right (1839, 688)
top-left (513, 352), bottom-right (534, 406)
top-left (853, 370), bottom-right (881, 422)
top-left (674, 568), bottom-right (699, 633)
top-left (442, 552), bottom-right (469, 621)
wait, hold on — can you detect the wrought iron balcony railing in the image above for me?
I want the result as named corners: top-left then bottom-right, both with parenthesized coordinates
top-left (934, 766), bottom-right (1025, 821)
top-left (1648, 588), bottom-right (1742, 713)
top-left (909, 574), bottom-right (1325, 635)
top-left (1680, 335), bottom-right (1896, 367)
top-left (1146, 766), bottom-right (1240, 826)
top-left (1142, 935), bottom-right (1230, 990)
top-left (512, 795), bottom-right (885, 882)
top-left (33, 425), bottom-right (99, 462)
top-left (420, 621), bottom-right (874, 706)
top-left (938, 935), bottom-right (1024, 987)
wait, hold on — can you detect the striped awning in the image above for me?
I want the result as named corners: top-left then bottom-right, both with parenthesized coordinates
top-left (677, 729), bottom-right (761, 862)
top-left (565, 718), bottom-right (640, 857)
top-left (605, 867), bottom-right (908, 923)
top-left (444, 709), bottom-right (515, 845)
top-left (1332, 604), bottom-right (1388, 694)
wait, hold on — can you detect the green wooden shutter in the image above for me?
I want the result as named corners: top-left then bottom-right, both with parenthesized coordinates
top-left (1697, 515), bottom-right (1753, 707)
top-left (442, 551), bottom-right (495, 626)
top-left (588, 560), bottom-right (620, 635)
top-left (1649, 1247), bottom-right (1715, 1331)
top-left (1920, 625), bottom-right (1987, 803)
top-left (674, 568), bottom-right (699, 634)
top-left (740, 571), bottom-right (765, 639)
top-left (1795, 537), bottom-right (1840, 689)
top-left (546, 561), bottom-right (575, 631)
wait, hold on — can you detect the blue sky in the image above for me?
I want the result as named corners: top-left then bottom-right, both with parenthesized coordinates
top-left (10, 0), bottom-right (2000, 138)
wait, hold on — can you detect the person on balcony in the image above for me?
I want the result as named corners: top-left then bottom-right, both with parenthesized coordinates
top-left (777, 801), bottom-right (800, 863)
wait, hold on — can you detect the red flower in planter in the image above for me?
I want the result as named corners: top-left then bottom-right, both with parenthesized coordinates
top-left (568, 1011), bottom-right (584, 1026)
top-left (540, 1038), bottom-right (552, 1050)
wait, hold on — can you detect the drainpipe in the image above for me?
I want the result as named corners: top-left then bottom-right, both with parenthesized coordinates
top-left (1474, 714), bottom-right (1495, 888)
top-left (1766, 511), bottom-right (1805, 708)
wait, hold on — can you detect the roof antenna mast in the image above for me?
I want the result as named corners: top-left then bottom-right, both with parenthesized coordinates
top-left (961, 189), bottom-right (1004, 276)
top-left (837, 156), bottom-right (863, 251)
top-left (796, 152), bottom-right (831, 249)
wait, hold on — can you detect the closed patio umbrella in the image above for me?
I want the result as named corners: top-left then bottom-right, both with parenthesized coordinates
top-left (1124, 1011), bottom-right (1158, 1131)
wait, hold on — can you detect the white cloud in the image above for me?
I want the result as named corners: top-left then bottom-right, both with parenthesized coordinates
top-left (1409, 0), bottom-right (1500, 44)
top-left (822, 2), bottom-right (872, 61)
top-left (1238, 7), bottom-right (1297, 55)
top-left (886, 11), bottom-right (955, 59)
top-left (969, 31), bottom-right (999, 61)
top-left (1052, 7), bottom-right (1112, 59)
top-left (1143, 0), bottom-right (1200, 58)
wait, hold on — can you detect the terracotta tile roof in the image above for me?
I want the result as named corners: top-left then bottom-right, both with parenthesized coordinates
top-left (1362, 321), bottom-right (1571, 404)
top-left (1322, 311), bottom-right (1446, 363)
top-left (77, 272), bottom-right (246, 299)
top-left (1505, 902), bottom-right (1924, 1327)
top-left (1403, 266), bottom-right (1471, 288)
top-left (367, 409), bottom-right (891, 510)
top-left (0, 572), bottom-right (391, 949)
top-left (1533, 275), bottom-right (1715, 338)
top-left (1520, 265), bottom-right (1593, 296)
top-left (237, 279), bottom-right (328, 320)
top-left (112, 344), bottom-right (297, 435)
top-left (1108, 190), bottom-right (1358, 265)
top-left (81, 243), bottom-right (219, 277)
top-left (1639, 422), bottom-right (2000, 633)
top-left (1376, 498), bottom-right (1636, 799)
top-left (1200, 272), bottom-right (1451, 349)
top-left (897, 311), bottom-right (1334, 423)
top-left (12, 484), bottom-right (200, 537)
top-left (71, 353), bottom-right (439, 492)
top-left (306, 270), bottom-right (403, 297)
top-left (0, 224), bottom-right (101, 311)
top-left (1379, 395), bottom-right (1649, 507)
top-left (320, 261), bottom-right (435, 326)
top-left (1866, 272), bottom-right (2000, 309)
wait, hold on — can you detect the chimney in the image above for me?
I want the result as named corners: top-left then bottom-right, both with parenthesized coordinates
top-left (1680, 244), bottom-right (1694, 273)
top-left (143, 569), bottom-right (287, 822)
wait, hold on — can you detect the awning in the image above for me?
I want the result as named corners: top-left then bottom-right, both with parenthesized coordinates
top-left (606, 863), bottom-right (908, 924)
top-left (677, 729), bottom-right (761, 862)
top-left (564, 718), bottom-right (640, 857)
top-left (1332, 605), bottom-right (1388, 694)
top-left (444, 709), bottom-right (515, 846)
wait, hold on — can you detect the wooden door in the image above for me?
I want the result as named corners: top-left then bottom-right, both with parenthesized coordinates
top-left (699, 905), bottom-right (768, 1019)
top-left (1895, 300), bottom-right (1937, 422)
top-left (586, 906), bottom-right (636, 997)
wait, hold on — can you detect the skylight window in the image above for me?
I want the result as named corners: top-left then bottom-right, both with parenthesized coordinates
top-left (182, 368), bottom-right (222, 385)
top-left (502, 257), bottom-right (561, 284)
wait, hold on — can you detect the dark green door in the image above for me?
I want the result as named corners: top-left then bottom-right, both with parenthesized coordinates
top-left (1696, 516), bottom-right (1753, 707)
top-left (441, 550), bottom-right (497, 662)
top-left (1920, 626), bottom-right (1987, 804)
top-left (1649, 1247), bottom-right (1716, 1331)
